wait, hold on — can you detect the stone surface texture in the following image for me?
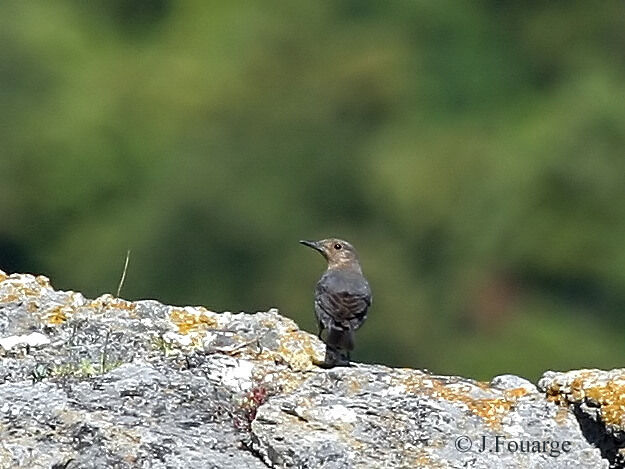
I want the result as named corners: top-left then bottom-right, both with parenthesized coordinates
top-left (0, 269), bottom-right (620, 468)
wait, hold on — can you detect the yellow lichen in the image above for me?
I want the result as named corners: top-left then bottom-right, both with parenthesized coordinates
top-left (503, 387), bottom-right (528, 399)
top-left (89, 295), bottom-right (137, 313)
top-left (344, 375), bottom-right (363, 395)
top-left (434, 383), bottom-right (519, 428)
top-left (0, 293), bottom-right (19, 303)
top-left (468, 398), bottom-right (514, 426)
top-left (260, 318), bottom-right (278, 328)
top-left (276, 370), bottom-right (308, 393)
top-left (249, 330), bottom-right (323, 371)
top-left (0, 271), bottom-right (7, 283)
top-left (544, 383), bottom-right (572, 407)
top-left (170, 309), bottom-right (218, 335)
top-left (45, 305), bottom-right (72, 325)
top-left (554, 406), bottom-right (570, 426)
top-left (585, 381), bottom-right (625, 428)
top-left (569, 374), bottom-right (593, 401)
top-left (35, 275), bottom-right (50, 288)
top-left (395, 373), bottom-right (527, 429)
top-left (476, 381), bottom-right (491, 390)
top-left (275, 331), bottom-right (324, 371)
top-left (17, 282), bottom-right (43, 297)
top-left (411, 450), bottom-right (446, 468)
top-left (0, 281), bottom-right (42, 301)
top-left (544, 372), bottom-right (595, 406)
top-left (543, 371), bottom-right (625, 430)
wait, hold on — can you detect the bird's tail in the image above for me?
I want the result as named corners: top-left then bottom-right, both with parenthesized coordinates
top-left (320, 327), bottom-right (352, 367)
top-left (326, 327), bottom-right (354, 351)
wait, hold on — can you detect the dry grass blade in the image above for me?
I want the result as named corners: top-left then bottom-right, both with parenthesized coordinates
top-left (116, 250), bottom-right (131, 297)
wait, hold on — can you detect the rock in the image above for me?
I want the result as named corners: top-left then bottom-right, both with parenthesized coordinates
top-left (0, 269), bottom-right (617, 468)
top-left (252, 367), bottom-right (604, 468)
top-left (539, 368), bottom-right (625, 468)
top-left (0, 332), bottom-right (50, 351)
top-left (490, 374), bottom-right (538, 393)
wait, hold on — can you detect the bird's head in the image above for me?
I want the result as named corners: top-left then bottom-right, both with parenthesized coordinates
top-left (299, 238), bottom-right (362, 271)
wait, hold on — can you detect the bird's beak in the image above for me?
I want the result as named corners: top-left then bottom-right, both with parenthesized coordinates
top-left (299, 240), bottom-right (323, 253)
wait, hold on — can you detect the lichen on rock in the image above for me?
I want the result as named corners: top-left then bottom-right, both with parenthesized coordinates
top-left (0, 270), bottom-right (616, 468)
top-left (539, 369), bottom-right (625, 468)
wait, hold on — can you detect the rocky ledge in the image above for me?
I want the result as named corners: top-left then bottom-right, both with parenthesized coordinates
top-left (0, 269), bottom-right (623, 468)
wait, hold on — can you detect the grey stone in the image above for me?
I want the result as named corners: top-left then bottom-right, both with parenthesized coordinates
top-left (491, 374), bottom-right (538, 393)
top-left (0, 269), bottom-right (617, 468)
top-left (539, 368), bottom-right (625, 468)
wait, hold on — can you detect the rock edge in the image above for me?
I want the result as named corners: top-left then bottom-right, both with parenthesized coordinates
top-left (0, 269), bottom-right (622, 468)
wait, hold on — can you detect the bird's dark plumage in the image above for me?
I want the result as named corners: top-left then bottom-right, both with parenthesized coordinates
top-left (300, 238), bottom-right (371, 367)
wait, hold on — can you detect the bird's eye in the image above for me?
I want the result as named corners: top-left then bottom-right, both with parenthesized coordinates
top-left (334, 243), bottom-right (342, 250)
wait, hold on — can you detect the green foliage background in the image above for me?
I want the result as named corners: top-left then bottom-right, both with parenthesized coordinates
top-left (2, 1), bottom-right (625, 381)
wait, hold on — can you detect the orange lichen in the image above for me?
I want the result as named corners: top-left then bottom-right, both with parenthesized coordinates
top-left (396, 374), bottom-right (527, 429)
top-left (249, 330), bottom-right (323, 371)
top-left (264, 368), bottom-right (308, 393)
top-left (24, 286), bottom-right (42, 296)
top-left (554, 407), bottom-right (570, 426)
top-left (542, 371), bottom-right (625, 429)
top-left (0, 271), bottom-right (7, 283)
top-left (413, 454), bottom-right (432, 467)
top-left (0, 293), bottom-right (19, 303)
top-left (411, 451), bottom-right (445, 468)
top-left (111, 299), bottom-right (136, 312)
top-left (585, 382), bottom-right (625, 427)
top-left (569, 373), bottom-right (595, 401)
top-left (275, 331), bottom-right (323, 371)
top-left (503, 387), bottom-right (528, 400)
top-left (451, 387), bottom-right (528, 428)
top-left (89, 296), bottom-right (137, 313)
top-left (45, 305), bottom-right (70, 325)
top-left (344, 375), bottom-right (363, 395)
top-left (544, 383), bottom-right (569, 406)
top-left (170, 309), bottom-right (218, 334)
top-left (434, 383), bottom-right (520, 428)
top-left (35, 275), bottom-right (50, 288)
top-left (260, 318), bottom-right (278, 328)
top-left (543, 371), bottom-right (598, 405)
top-left (0, 281), bottom-right (42, 300)
top-left (476, 381), bottom-right (491, 390)
top-left (468, 398), bottom-right (514, 426)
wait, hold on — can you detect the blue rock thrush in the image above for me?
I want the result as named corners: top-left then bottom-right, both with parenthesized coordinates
top-left (299, 238), bottom-right (372, 367)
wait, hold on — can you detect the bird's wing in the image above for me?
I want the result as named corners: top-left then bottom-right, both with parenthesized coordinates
top-left (315, 280), bottom-right (371, 326)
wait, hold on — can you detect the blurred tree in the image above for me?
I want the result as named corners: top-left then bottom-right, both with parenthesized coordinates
top-left (1, 0), bottom-right (624, 380)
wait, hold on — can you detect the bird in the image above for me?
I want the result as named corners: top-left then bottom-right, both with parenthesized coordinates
top-left (299, 238), bottom-right (372, 367)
